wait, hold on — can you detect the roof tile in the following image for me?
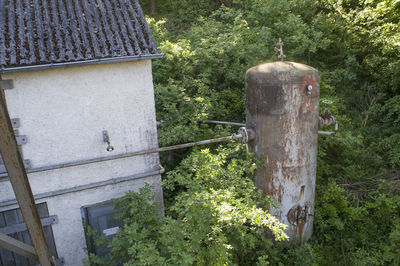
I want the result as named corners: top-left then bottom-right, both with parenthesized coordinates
top-left (0, 0), bottom-right (160, 71)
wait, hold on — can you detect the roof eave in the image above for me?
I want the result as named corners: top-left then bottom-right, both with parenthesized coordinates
top-left (0, 54), bottom-right (165, 74)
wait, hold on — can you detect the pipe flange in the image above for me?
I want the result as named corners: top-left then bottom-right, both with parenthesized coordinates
top-left (238, 127), bottom-right (249, 144)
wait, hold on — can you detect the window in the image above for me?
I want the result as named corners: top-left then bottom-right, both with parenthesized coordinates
top-left (0, 203), bottom-right (59, 266)
top-left (82, 201), bottom-right (123, 258)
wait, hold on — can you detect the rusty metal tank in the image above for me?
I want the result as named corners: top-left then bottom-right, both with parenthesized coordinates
top-left (245, 61), bottom-right (319, 241)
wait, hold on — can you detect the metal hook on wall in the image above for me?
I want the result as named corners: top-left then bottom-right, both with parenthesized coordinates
top-left (102, 130), bottom-right (114, 152)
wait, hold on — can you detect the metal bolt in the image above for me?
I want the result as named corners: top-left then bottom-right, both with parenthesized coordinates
top-left (306, 85), bottom-right (313, 95)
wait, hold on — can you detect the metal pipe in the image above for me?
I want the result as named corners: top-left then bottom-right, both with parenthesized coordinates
top-left (205, 120), bottom-right (246, 127)
top-left (0, 168), bottom-right (164, 208)
top-left (206, 120), bottom-right (338, 136)
top-left (158, 134), bottom-right (243, 152)
top-left (317, 131), bottom-right (335, 135)
top-left (0, 54), bottom-right (164, 74)
top-left (318, 121), bottom-right (338, 135)
top-left (0, 149), bottom-right (159, 180)
top-left (0, 131), bottom-right (248, 181)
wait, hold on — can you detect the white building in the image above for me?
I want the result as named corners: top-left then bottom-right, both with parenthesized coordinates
top-left (0, 0), bottom-right (164, 265)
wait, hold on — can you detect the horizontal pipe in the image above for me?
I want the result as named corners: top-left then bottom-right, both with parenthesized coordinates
top-left (317, 131), bottom-right (335, 135)
top-left (206, 120), bottom-right (339, 136)
top-left (0, 168), bottom-right (164, 208)
top-left (0, 54), bottom-right (164, 74)
top-left (158, 134), bottom-right (242, 152)
top-left (205, 120), bottom-right (246, 127)
top-left (0, 133), bottom-right (244, 181)
top-left (0, 148), bottom-right (160, 180)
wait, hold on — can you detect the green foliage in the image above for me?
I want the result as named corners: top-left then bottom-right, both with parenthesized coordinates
top-left (310, 182), bottom-right (400, 265)
top-left (87, 146), bottom-right (288, 265)
top-left (90, 0), bottom-right (400, 264)
top-left (383, 221), bottom-right (400, 264)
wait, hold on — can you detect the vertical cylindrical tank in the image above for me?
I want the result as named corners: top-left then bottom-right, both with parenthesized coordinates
top-left (245, 61), bottom-right (319, 241)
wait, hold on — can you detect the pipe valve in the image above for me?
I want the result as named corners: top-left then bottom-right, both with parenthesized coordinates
top-left (318, 108), bottom-right (339, 135)
top-left (232, 127), bottom-right (255, 144)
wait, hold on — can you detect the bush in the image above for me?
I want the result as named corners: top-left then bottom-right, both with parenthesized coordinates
top-left (86, 0), bottom-right (400, 264)
top-left (87, 146), bottom-right (288, 265)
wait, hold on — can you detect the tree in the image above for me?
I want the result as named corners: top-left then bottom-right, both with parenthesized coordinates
top-left (149, 0), bottom-right (155, 14)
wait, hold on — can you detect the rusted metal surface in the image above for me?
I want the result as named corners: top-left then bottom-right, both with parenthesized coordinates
top-left (246, 61), bottom-right (320, 241)
top-left (0, 89), bottom-right (55, 265)
top-left (0, 0), bottom-right (160, 72)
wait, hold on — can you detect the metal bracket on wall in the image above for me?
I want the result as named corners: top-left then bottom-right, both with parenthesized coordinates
top-left (11, 118), bottom-right (20, 128)
top-left (0, 80), bottom-right (14, 90)
top-left (15, 135), bottom-right (28, 145)
top-left (12, 130), bottom-right (28, 145)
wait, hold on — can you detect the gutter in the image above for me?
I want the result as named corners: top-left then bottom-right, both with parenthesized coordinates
top-left (0, 54), bottom-right (164, 74)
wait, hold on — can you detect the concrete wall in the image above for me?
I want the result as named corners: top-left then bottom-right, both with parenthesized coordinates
top-left (0, 60), bottom-right (163, 265)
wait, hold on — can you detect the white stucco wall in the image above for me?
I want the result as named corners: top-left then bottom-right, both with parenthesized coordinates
top-left (0, 60), bottom-right (163, 265)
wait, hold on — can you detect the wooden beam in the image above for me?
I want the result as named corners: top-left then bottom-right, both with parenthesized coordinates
top-left (0, 87), bottom-right (55, 265)
top-left (0, 215), bottom-right (59, 235)
top-left (0, 232), bottom-right (39, 261)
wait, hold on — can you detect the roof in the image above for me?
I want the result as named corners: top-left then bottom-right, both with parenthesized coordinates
top-left (0, 0), bottom-right (163, 73)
